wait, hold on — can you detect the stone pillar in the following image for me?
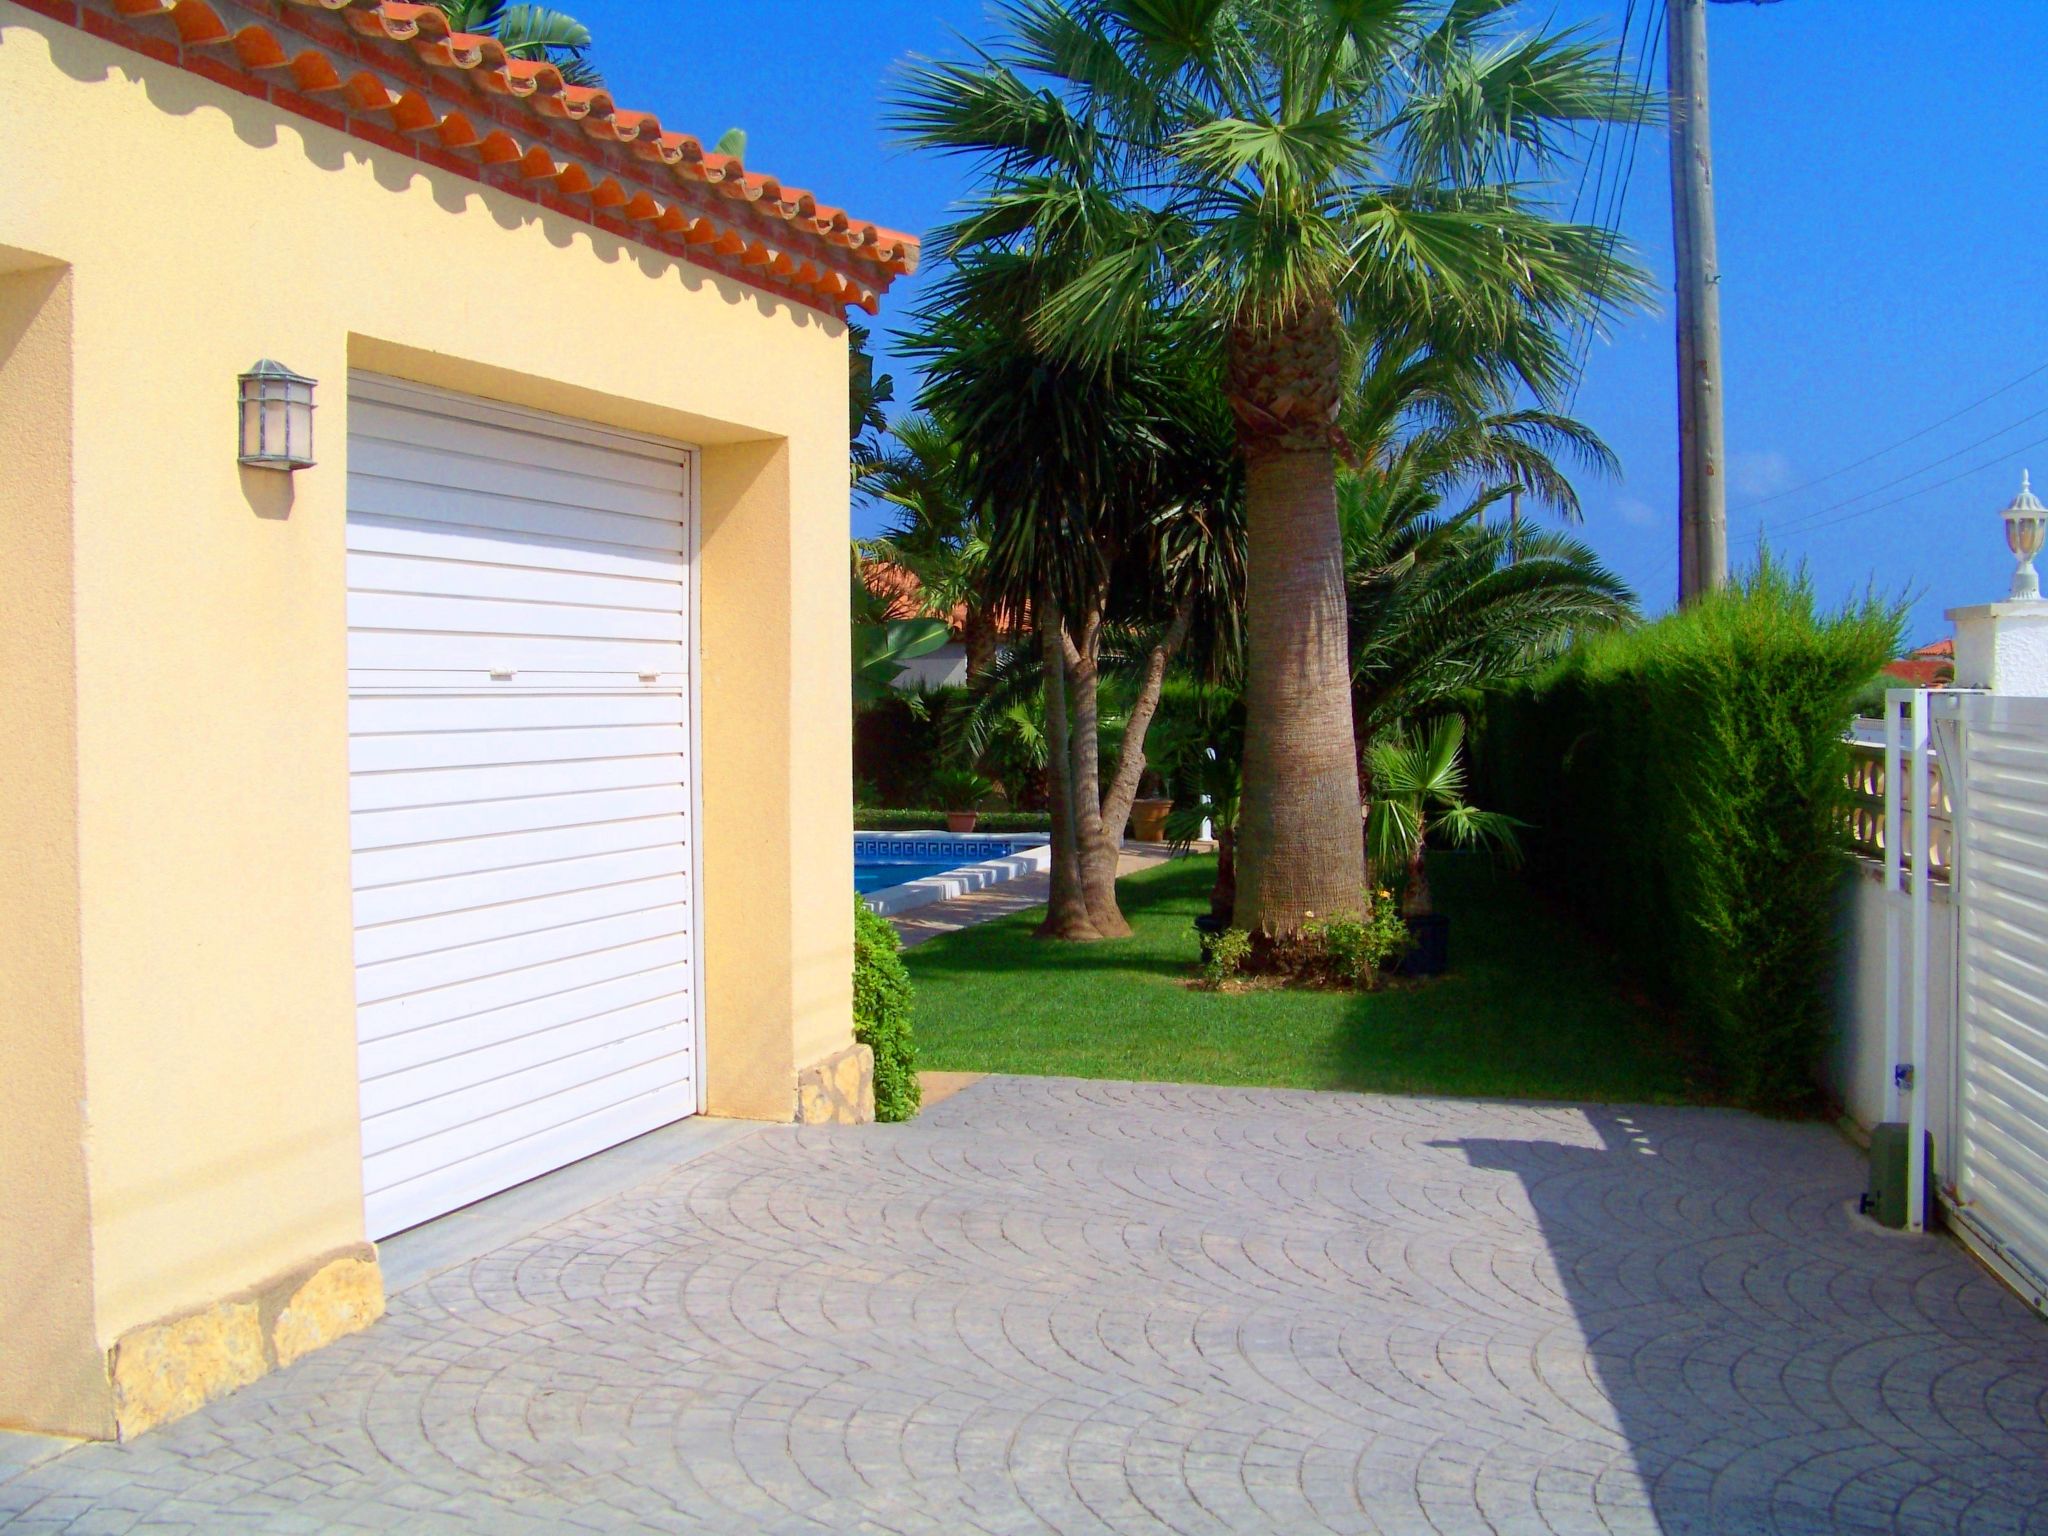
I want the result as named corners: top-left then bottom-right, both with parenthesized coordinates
top-left (1948, 602), bottom-right (2048, 695)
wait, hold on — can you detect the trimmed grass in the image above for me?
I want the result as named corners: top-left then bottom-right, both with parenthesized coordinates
top-left (905, 852), bottom-right (1706, 1103)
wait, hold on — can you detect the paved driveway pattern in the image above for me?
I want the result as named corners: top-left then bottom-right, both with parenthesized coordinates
top-left (5, 1076), bottom-right (2047, 1535)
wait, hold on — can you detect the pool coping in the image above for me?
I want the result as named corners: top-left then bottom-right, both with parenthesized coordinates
top-left (858, 831), bottom-right (1054, 917)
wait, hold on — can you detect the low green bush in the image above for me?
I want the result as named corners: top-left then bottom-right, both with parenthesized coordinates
top-left (1303, 895), bottom-right (1412, 986)
top-left (1199, 892), bottom-right (1409, 989)
top-left (1199, 927), bottom-right (1254, 988)
top-left (856, 808), bottom-right (1052, 833)
top-left (853, 898), bottom-right (921, 1122)
top-left (1481, 557), bottom-right (1900, 1110)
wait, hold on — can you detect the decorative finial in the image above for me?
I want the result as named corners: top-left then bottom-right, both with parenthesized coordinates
top-left (2002, 469), bottom-right (2047, 600)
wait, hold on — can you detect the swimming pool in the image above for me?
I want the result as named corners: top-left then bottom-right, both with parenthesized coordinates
top-left (853, 859), bottom-right (960, 894)
top-left (855, 832), bottom-right (1053, 916)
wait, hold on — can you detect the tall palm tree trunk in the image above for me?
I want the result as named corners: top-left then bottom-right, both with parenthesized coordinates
top-left (1064, 596), bottom-right (1130, 939)
top-left (1036, 608), bottom-right (1098, 941)
top-left (962, 607), bottom-right (998, 683)
top-left (1229, 304), bottom-right (1366, 937)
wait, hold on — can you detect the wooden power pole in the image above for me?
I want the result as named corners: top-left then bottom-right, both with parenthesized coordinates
top-left (1668, 0), bottom-right (1728, 604)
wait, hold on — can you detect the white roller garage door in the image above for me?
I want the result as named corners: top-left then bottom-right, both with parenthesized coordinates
top-left (346, 373), bottom-right (700, 1240)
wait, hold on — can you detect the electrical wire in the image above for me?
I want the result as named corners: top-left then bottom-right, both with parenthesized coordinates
top-left (1728, 354), bottom-right (2048, 512)
top-left (1563, 0), bottom-right (1664, 408)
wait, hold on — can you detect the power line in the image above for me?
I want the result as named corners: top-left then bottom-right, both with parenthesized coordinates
top-left (1638, 423), bottom-right (2048, 581)
top-left (1564, 0), bottom-right (1664, 408)
top-left (1749, 400), bottom-right (2048, 539)
top-left (1728, 431), bottom-right (2048, 549)
top-left (1728, 357), bottom-right (2048, 514)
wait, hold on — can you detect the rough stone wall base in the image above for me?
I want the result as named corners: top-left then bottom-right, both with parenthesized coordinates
top-left (107, 1245), bottom-right (384, 1439)
top-left (796, 1041), bottom-right (875, 1125)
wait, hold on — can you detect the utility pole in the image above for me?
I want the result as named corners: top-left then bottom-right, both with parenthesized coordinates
top-left (1668, 0), bottom-right (1728, 604)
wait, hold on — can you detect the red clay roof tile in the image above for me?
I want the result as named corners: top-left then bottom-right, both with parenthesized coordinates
top-left (78, 0), bottom-right (916, 316)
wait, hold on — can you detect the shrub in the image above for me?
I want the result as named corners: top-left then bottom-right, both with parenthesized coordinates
top-left (1480, 557), bottom-right (1901, 1109)
top-left (853, 898), bottom-right (921, 1122)
top-left (1199, 927), bottom-right (1254, 988)
top-left (1303, 892), bottom-right (1412, 986)
top-left (853, 685), bottom-right (971, 806)
top-left (856, 808), bottom-right (1052, 833)
top-left (1199, 892), bottom-right (1409, 989)
top-left (930, 767), bottom-right (994, 812)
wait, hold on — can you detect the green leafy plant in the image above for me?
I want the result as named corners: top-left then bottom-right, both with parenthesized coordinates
top-left (1367, 716), bottom-right (1523, 917)
top-left (1302, 893), bottom-right (1412, 986)
top-left (930, 767), bottom-right (993, 813)
top-left (851, 554), bottom-right (952, 706)
top-left (1482, 555), bottom-right (1903, 1109)
top-left (1199, 928), bottom-right (1254, 989)
top-left (853, 898), bottom-right (920, 1123)
top-left (428, 0), bottom-right (600, 84)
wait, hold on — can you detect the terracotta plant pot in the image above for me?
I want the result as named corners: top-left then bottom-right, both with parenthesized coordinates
top-left (1128, 797), bottom-right (1172, 843)
top-left (946, 810), bottom-right (979, 834)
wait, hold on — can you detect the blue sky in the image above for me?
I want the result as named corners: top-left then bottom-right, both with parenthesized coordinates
top-left (580, 0), bottom-right (2046, 645)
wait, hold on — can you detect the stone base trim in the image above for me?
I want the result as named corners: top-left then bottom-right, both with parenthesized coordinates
top-left (795, 1041), bottom-right (875, 1125)
top-left (108, 1244), bottom-right (384, 1439)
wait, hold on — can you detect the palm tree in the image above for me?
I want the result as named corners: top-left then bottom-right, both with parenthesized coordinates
top-left (910, 254), bottom-right (1241, 939)
top-left (859, 414), bottom-right (999, 679)
top-left (894, 0), bottom-right (1651, 942)
top-left (1335, 342), bottom-right (1636, 754)
top-left (1366, 716), bottom-right (1520, 917)
top-left (430, 1), bottom-right (601, 85)
top-left (849, 323), bottom-right (896, 474)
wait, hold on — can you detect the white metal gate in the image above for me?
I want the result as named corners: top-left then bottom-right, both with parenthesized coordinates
top-left (346, 374), bottom-right (702, 1239)
top-left (1929, 690), bottom-right (2048, 1307)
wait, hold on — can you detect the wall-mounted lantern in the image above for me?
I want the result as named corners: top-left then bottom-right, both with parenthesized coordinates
top-left (2002, 471), bottom-right (2047, 601)
top-left (237, 360), bottom-right (316, 471)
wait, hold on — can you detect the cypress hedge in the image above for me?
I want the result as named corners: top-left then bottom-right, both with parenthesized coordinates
top-left (1482, 560), bottom-right (1900, 1110)
top-left (853, 897), bottom-right (921, 1122)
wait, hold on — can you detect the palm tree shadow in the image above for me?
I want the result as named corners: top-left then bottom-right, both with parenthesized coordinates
top-left (1430, 1108), bottom-right (2048, 1533)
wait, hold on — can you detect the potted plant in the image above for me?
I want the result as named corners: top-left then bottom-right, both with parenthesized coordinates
top-left (1365, 716), bottom-right (1521, 976)
top-left (932, 766), bottom-right (993, 834)
top-left (1128, 769), bottom-right (1172, 843)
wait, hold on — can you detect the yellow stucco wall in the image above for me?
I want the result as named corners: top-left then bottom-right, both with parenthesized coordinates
top-left (0, 2), bottom-right (857, 1433)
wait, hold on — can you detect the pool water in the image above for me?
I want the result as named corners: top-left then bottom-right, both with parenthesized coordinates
top-left (854, 860), bottom-right (960, 894)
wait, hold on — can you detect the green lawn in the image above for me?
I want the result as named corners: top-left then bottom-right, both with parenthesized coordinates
top-left (905, 853), bottom-right (1707, 1103)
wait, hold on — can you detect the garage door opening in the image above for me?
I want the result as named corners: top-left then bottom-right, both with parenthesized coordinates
top-left (346, 374), bottom-right (701, 1240)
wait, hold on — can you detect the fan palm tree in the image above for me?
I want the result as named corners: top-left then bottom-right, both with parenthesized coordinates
top-left (430, 0), bottom-right (601, 85)
top-left (894, 0), bottom-right (1651, 941)
top-left (1366, 715), bottom-right (1520, 916)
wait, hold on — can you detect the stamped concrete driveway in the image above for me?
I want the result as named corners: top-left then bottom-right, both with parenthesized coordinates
top-left (5, 1075), bottom-right (2048, 1535)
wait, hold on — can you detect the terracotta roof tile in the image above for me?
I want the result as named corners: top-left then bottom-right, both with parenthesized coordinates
top-left (71, 0), bottom-right (917, 315)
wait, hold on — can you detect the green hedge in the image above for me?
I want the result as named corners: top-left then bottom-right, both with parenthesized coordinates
top-left (1481, 560), bottom-right (1900, 1110)
top-left (856, 808), bottom-right (1053, 833)
top-left (853, 898), bottom-right (920, 1122)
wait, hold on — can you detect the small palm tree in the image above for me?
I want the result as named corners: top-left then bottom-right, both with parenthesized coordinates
top-left (430, 0), bottom-right (600, 85)
top-left (860, 414), bottom-right (998, 679)
top-left (1366, 716), bottom-right (1520, 917)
